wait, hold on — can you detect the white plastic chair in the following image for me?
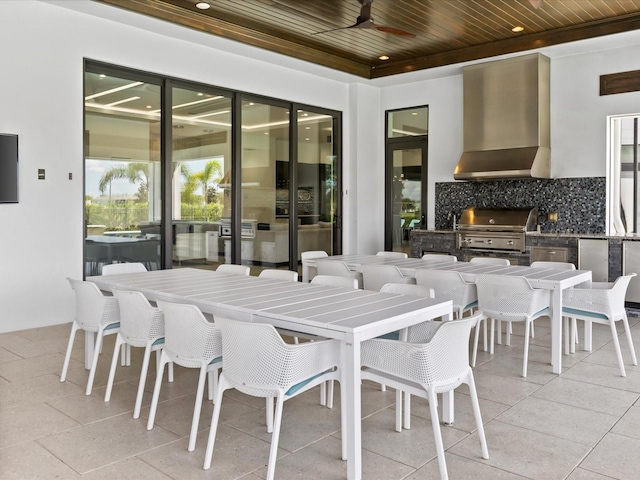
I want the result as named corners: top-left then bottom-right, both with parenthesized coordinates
top-left (203, 317), bottom-right (344, 480)
top-left (415, 268), bottom-right (486, 361)
top-left (101, 262), bottom-right (147, 275)
top-left (376, 251), bottom-right (408, 259)
top-left (476, 274), bottom-right (551, 377)
top-left (530, 261), bottom-right (578, 353)
top-left (301, 250), bottom-right (328, 283)
top-left (311, 274), bottom-right (358, 289)
top-left (148, 301), bottom-right (222, 451)
top-left (316, 259), bottom-right (363, 289)
top-left (361, 314), bottom-right (489, 480)
top-left (216, 264), bottom-right (250, 276)
top-left (104, 290), bottom-right (173, 419)
top-left (562, 273), bottom-right (638, 376)
top-left (421, 254), bottom-right (457, 263)
top-left (258, 269), bottom-right (299, 282)
top-left (362, 264), bottom-right (415, 291)
top-left (60, 278), bottom-right (120, 396)
top-left (469, 257), bottom-right (510, 266)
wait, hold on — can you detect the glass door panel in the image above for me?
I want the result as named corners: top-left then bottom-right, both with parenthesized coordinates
top-left (297, 109), bottom-right (337, 265)
top-left (170, 86), bottom-right (232, 269)
top-left (241, 100), bottom-right (289, 273)
top-left (391, 148), bottom-right (423, 254)
top-left (84, 69), bottom-right (162, 275)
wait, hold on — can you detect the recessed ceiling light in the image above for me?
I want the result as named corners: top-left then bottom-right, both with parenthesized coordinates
top-left (379, 55), bottom-right (390, 61)
top-left (99, 74), bottom-right (106, 78)
top-left (249, 102), bottom-right (255, 106)
top-left (195, 2), bottom-right (211, 10)
top-left (305, 138), bottom-right (310, 141)
top-left (305, 126), bottom-right (311, 129)
top-left (146, 105), bottom-right (152, 109)
top-left (411, 112), bottom-right (418, 116)
top-left (512, 26), bottom-right (524, 32)
top-left (197, 92), bottom-right (204, 96)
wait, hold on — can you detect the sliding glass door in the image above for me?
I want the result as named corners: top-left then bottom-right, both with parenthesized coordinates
top-left (84, 61), bottom-right (342, 276)
top-left (84, 66), bottom-right (162, 275)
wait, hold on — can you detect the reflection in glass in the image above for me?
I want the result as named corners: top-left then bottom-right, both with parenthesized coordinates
top-left (297, 110), bottom-right (336, 266)
top-left (387, 107), bottom-right (428, 138)
top-left (613, 115), bottom-right (640, 233)
top-left (241, 100), bottom-right (290, 272)
top-left (392, 148), bottom-right (422, 253)
top-left (84, 70), bottom-right (162, 275)
top-left (171, 86), bottom-right (232, 269)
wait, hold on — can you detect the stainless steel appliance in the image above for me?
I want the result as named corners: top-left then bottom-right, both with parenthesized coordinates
top-left (456, 207), bottom-right (538, 254)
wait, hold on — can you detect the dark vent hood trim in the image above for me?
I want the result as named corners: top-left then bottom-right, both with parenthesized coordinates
top-left (454, 146), bottom-right (550, 180)
top-left (455, 53), bottom-right (550, 181)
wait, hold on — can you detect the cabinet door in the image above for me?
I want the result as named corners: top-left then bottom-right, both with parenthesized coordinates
top-left (531, 247), bottom-right (568, 263)
top-left (623, 242), bottom-right (640, 303)
top-left (578, 239), bottom-right (608, 282)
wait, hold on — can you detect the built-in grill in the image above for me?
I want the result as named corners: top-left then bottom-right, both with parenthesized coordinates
top-left (456, 207), bottom-right (538, 254)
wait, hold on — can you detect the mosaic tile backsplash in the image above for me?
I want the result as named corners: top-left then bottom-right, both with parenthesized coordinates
top-left (435, 177), bottom-right (606, 234)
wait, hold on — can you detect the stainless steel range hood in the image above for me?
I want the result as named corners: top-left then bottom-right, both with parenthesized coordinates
top-left (454, 53), bottom-right (551, 180)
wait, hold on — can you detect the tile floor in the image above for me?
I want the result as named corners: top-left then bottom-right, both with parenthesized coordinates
top-left (2, 315), bottom-right (640, 479)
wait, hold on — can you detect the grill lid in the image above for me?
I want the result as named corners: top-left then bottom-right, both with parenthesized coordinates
top-left (457, 207), bottom-right (538, 232)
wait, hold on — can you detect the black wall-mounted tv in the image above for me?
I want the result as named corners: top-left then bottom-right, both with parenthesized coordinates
top-left (0, 133), bottom-right (18, 203)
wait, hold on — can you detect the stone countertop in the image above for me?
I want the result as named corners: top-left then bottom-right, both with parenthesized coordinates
top-left (413, 229), bottom-right (640, 240)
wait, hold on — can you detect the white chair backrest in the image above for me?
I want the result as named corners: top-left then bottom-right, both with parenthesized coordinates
top-left (380, 283), bottom-right (434, 298)
top-left (216, 317), bottom-right (340, 397)
top-left (316, 259), bottom-right (362, 288)
top-left (470, 257), bottom-right (511, 266)
top-left (301, 250), bottom-right (328, 261)
top-left (421, 254), bottom-right (457, 263)
top-left (113, 290), bottom-right (165, 345)
top-left (376, 251), bottom-right (408, 259)
top-left (157, 301), bottom-right (221, 367)
top-left (258, 269), bottom-right (299, 282)
top-left (102, 262), bottom-right (147, 275)
top-left (476, 274), bottom-right (550, 320)
top-left (530, 261), bottom-right (576, 270)
top-left (311, 275), bottom-right (358, 289)
top-left (415, 269), bottom-right (477, 315)
top-left (216, 264), bottom-right (250, 276)
top-left (67, 278), bottom-right (119, 328)
top-left (362, 264), bottom-right (415, 291)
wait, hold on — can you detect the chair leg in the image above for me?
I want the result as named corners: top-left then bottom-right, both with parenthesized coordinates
top-left (86, 327), bottom-right (106, 396)
top-left (609, 320), bottom-right (626, 377)
top-left (584, 320), bottom-right (593, 352)
top-left (522, 321), bottom-right (531, 378)
top-left (339, 376), bottom-right (347, 461)
top-left (427, 388), bottom-right (448, 480)
top-left (483, 318), bottom-right (488, 352)
top-left (266, 397), bottom-right (274, 433)
top-left (147, 352), bottom-right (168, 431)
top-left (489, 319), bottom-right (495, 355)
top-left (168, 361), bottom-right (174, 382)
top-left (134, 346), bottom-right (153, 419)
top-left (265, 396), bottom-right (285, 480)
top-left (60, 322), bottom-right (80, 382)
top-left (203, 376), bottom-right (228, 470)
top-left (466, 370), bottom-right (489, 460)
top-left (327, 380), bottom-right (334, 409)
top-left (188, 366), bottom-right (208, 452)
top-left (505, 321), bottom-right (511, 346)
top-left (320, 381), bottom-right (326, 406)
top-left (472, 318), bottom-right (481, 367)
top-left (395, 389), bottom-right (402, 433)
top-left (208, 371), bottom-right (215, 401)
top-left (496, 319), bottom-right (502, 345)
top-left (564, 317), bottom-right (570, 355)
top-left (403, 391), bottom-right (411, 430)
top-left (104, 334), bottom-right (124, 401)
top-left (622, 314), bottom-right (638, 366)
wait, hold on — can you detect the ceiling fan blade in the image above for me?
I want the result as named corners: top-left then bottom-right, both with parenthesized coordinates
top-left (372, 24), bottom-right (416, 38)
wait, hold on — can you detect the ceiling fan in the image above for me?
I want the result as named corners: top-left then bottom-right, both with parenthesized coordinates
top-left (313, 0), bottom-right (415, 38)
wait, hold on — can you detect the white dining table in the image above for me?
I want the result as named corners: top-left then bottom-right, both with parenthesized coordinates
top-left (314, 254), bottom-right (593, 374)
top-left (87, 267), bottom-right (453, 480)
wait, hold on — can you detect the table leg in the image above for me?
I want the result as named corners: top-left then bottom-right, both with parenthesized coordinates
top-left (85, 331), bottom-right (94, 370)
top-left (440, 309), bottom-right (454, 424)
top-left (551, 287), bottom-right (562, 374)
top-left (343, 338), bottom-right (362, 480)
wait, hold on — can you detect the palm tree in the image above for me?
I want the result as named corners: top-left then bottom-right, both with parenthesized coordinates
top-left (179, 163), bottom-right (198, 204)
top-left (99, 163), bottom-right (149, 202)
top-left (193, 160), bottom-right (222, 205)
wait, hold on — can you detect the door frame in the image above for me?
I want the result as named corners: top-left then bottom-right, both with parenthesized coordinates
top-left (384, 136), bottom-right (428, 251)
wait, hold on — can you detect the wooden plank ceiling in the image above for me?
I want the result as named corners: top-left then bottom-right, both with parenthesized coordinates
top-left (95, 0), bottom-right (640, 78)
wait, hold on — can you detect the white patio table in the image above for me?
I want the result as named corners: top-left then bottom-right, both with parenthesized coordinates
top-left (314, 254), bottom-right (593, 375)
top-left (87, 267), bottom-right (452, 480)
